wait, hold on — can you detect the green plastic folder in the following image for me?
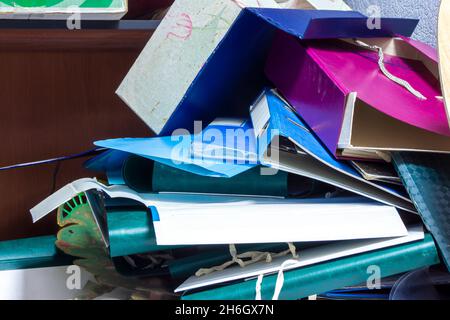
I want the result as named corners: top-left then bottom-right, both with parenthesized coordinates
top-left (0, 235), bottom-right (73, 271)
top-left (107, 154), bottom-right (325, 197)
top-left (107, 208), bottom-right (181, 258)
top-left (0, 1), bottom-right (128, 20)
top-left (0, 0), bottom-right (124, 8)
top-left (119, 155), bottom-right (289, 197)
top-left (182, 234), bottom-right (440, 300)
top-left (393, 152), bottom-right (450, 270)
top-left (152, 162), bottom-right (288, 197)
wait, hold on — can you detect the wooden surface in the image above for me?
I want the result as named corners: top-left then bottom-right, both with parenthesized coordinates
top-left (439, 0), bottom-right (450, 127)
top-left (0, 28), bottom-right (154, 241)
top-left (0, 29), bottom-right (153, 51)
top-left (125, 0), bottom-right (174, 19)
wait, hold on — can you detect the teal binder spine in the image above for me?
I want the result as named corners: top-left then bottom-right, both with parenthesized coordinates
top-left (107, 208), bottom-right (181, 258)
top-left (98, 153), bottom-right (290, 197)
top-left (152, 162), bottom-right (288, 197)
top-left (182, 234), bottom-right (439, 300)
top-left (0, 235), bottom-right (73, 271)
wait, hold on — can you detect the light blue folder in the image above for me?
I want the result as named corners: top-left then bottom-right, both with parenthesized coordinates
top-left (94, 119), bottom-right (258, 178)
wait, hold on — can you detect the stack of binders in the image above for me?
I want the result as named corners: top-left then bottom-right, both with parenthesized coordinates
top-left (24, 2), bottom-right (450, 300)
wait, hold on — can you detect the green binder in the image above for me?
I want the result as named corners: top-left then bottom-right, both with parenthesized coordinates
top-left (0, 235), bottom-right (73, 271)
top-left (152, 162), bottom-right (289, 197)
top-left (93, 152), bottom-right (329, 197)
top-left (182, 234), bottom-right (440, 300)
top-left (393, 152), bottom-right (450, 270)
top-left (107, 207), bottom-right (181, 258)
top-left (121, 155), bottom-right (289, 196)
top-left (128, 155), bottom-right (333, 197)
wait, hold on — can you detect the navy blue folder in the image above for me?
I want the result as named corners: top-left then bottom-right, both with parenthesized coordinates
top-left (158, 8), bottom-right (418, 135)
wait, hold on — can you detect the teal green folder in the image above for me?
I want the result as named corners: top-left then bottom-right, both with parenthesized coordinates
top-left (151, 162), bottom-right (288, 197)
top-left (0, 235), bottom-right (73, 271)
top-left (182, 234), bottom-right (439, 300)
top-left (393, 152), bottom-right (450, 270)
top-left (107, 208), bottom-right (181, 258)
top-left (103, 154), bottom-right (289, 196)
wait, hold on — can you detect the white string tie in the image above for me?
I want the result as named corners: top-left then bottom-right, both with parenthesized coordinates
top-left (255, 259), bottom-right (300, 300)
top-left (195, 243), bottom-right (298, 277)
top-left (354, 39), bottom-right (427, 100)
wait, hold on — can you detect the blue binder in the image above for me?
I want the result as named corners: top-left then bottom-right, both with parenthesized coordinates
top-left (251, 89), bottom-right (416, 213)
top-left (158, 8), bottom-right (418, 135)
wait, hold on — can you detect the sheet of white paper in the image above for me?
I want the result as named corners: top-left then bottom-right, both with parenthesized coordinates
top-left (176, 224), bottom-right (423, 293)
top-left (31, 179), bottom-right (408, 246)
top-left (267, 150), bottom-right (416, 213)
top-left (30, 178), bottom-right (145, 222)
top-left (30, 178), bottom-right (281, 222)
top-left (152, 196), bottom-right (407, 245)
top-left (299, 0), bottom-right (351, 10)
top-left (0, 266), bottom-right (93, 300)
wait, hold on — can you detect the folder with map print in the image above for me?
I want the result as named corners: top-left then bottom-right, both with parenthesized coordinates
top-left (250, 89), bottom-right (416, 213)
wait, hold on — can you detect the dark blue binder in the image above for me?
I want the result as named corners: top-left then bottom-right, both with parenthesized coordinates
top-left (159, 8), bottom-right (418, 136)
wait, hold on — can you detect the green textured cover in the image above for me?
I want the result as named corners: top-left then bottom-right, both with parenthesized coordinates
top-left (107, 208), bottom-right (180, 258)
top-left (152, 162), bottom-right (289, 197)
top-left (393, 152), bottom-right (450, 270)
top-left (0, 0), bottom-right (124, 8)
top-left (182, 234), bottom-right (440, 300)
top-left (0, 235), bottom-right (73, 271)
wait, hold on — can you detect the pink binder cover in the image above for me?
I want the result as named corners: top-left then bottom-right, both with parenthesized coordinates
top-left (265, 31), bottom-right (450, 155)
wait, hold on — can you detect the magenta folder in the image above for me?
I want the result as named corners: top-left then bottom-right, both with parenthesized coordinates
top-left (265, 31), bottom-right (450, 160)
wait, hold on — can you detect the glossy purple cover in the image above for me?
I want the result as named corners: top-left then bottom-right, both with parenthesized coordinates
top-left (266, 31), bottom-right (450, 155)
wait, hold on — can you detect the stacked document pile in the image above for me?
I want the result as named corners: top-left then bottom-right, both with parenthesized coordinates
top-left (4, 0), bottom-right (450, 300)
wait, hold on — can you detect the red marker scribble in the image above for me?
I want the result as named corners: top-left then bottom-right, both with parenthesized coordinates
top-left (166, 12), bottom-right (193, 41)
top-left (233, 0), bottom-right (265, 8)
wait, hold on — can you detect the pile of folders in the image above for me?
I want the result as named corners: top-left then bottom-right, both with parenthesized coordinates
top-left (3, 8), bottom-right (450, 300)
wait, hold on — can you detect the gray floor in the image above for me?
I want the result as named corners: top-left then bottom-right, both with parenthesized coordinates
top-left (345, 0), bottom-right (440, 47)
